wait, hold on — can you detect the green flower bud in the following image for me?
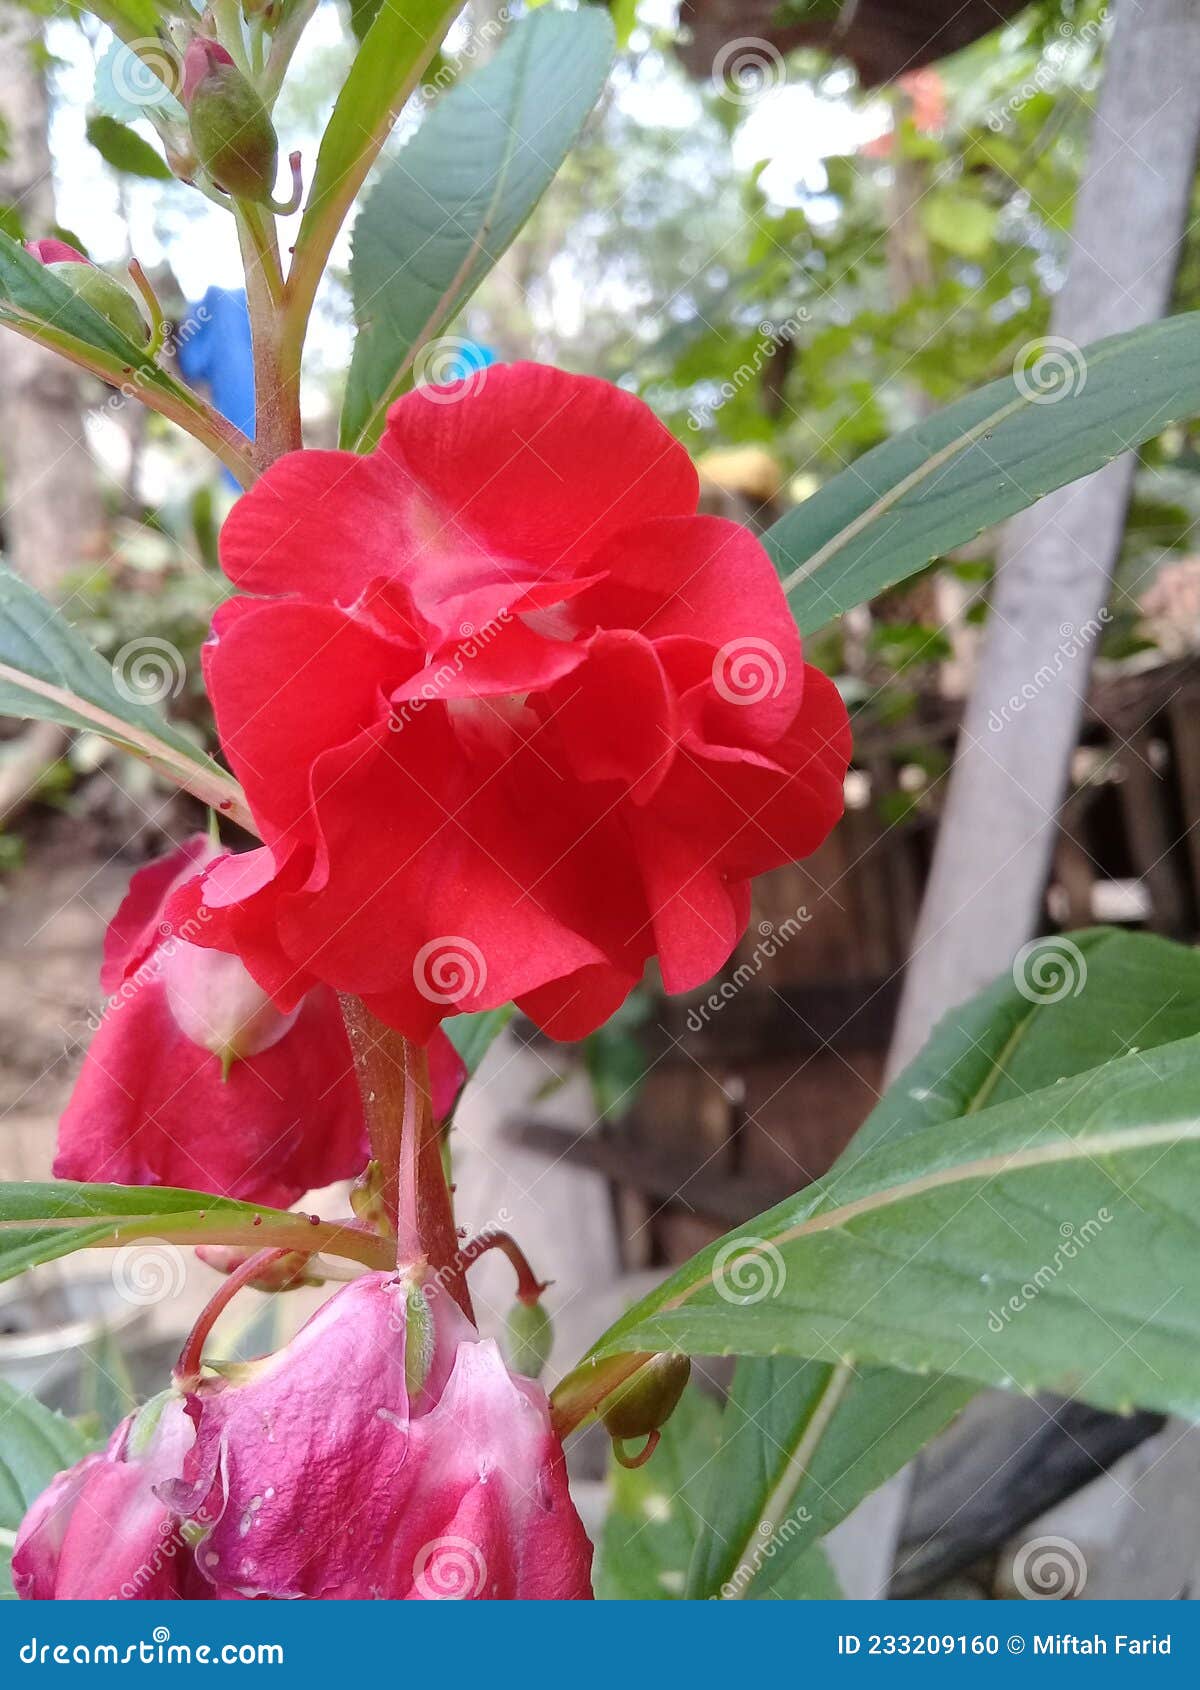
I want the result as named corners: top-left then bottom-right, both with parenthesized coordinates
top-left (504, 1300), bottom-right (554, 1380)
top-left (26, 240), bottom-right (149, 345)
top-left (183, 39), bottom-right (279, 205)
top-left (48, 264), bottom-right (149, 345)
top-left (601, 1353), bottom-right (691, 1441)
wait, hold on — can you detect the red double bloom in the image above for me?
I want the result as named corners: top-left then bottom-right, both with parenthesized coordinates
top-left (175, 363), bottom-right (850, 1041)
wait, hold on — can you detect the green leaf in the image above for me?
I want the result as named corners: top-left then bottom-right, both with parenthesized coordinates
top-left (592, 1028), bottom-right (1200, 1417)
top-left (444, 1006), bottom-right (515, 1076)
top-left (0, 568), bottom-right (252, 829)
top-left (90, 0), bottom-right (167, 43)
top-left (80, 1328), bottom-right (138, 1438)
top-left (286, 0), bottom-right (464, 352)
top-left (568, 932), bottom-right (1200, 1546)
top-left (0, 1382), bottom-right (93, 1534)
top-left (921, 189), bottom-right (996, 258)
top-left (584, 930), bottom-right (1200, 1419)
top-left (678, 928), bottom-right (1200, 1595)
top-left (769, 312), bottom-right (1200, 632)
top-left (349, 0), bottom-right (384, 40)
top-left (86, 114), bottom-right (172, 180)
top-left (769, 1543), bottom-right (842, 1599)
top-left (850, 927), bottom-right (1200, 1159)
top-left (340, 6), bottom-right (615, 449)
top-left (611, 0), bottom-right (640, 48)
top-left (685, 1358), bottom-right (971, 1598)
top-left (0, 1181), bottom-right (391, 1282)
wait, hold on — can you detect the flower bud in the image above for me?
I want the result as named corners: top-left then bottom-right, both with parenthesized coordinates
top-left (160, 941), bottom-right (301, 1075)
top-left (504, 1299), bottom-right (553, 1380)
top-left (25, 240), bottom-right (149, 345)
top-left (601, 1353), bottom-right (691, 1441)
top-left (182, 38), bottom-right (279, 204)
top-left (11, 1393), bottom-right (203, 1600)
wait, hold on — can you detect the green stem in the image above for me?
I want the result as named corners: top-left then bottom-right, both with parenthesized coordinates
top-left (235, 202), bottom-right (301, 465)
top-left (0, 316), bottom-right (256, 485)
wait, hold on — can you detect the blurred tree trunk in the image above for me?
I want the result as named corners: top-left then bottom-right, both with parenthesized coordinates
top-left (888, 0), bottom-right (1200, 1076)
top-left (0, 5), bottom-right (104, 823)
top-left (0, 3), bottom-right (104, 599)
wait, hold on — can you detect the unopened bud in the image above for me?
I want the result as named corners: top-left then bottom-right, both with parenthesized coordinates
top-left (161, 943), bottom-right (300, 1075)
top-left (504, 1299), bottom-right (553, 1380)
top-left (182, 38), bottom-right (279, 204)
top-left (26, 240), bottom-right (149, 345)
top-left (601, 1353), bottom-right (691, 1441)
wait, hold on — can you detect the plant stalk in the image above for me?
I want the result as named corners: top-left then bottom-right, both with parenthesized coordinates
top-left (235, 202), bottom-right (300, 467)
top-left (340, 998), bottom-right (473, 1319)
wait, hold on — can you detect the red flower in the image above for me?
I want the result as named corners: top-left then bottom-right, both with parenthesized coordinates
top-left (173, 363), bottom-right (850, 1041)
top-left (55, 836), bottom-right (465, 1207)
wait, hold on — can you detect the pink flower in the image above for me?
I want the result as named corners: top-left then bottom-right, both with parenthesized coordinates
top-left (12, 1396), bottom-right (220, 1600)
top-left (54, 836), bottom-right (465, 1207)
top-left (169, 1273), bottom-right (593, 1599)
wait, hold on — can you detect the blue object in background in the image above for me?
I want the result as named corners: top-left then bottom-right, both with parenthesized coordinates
top-left (176, 287), bottom-right (255, 488)
top-left (438, 339), bottom-right (496, 382)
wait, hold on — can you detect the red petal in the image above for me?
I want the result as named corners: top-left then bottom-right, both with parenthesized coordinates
top-left (382, 363), bottom-right (699, 573)
top-left (101, 833), bottom-right (213, 994)
top-left (205, 598), bottom-right (409, 848)
top-left (56, 975), bottom-right (364, 1206)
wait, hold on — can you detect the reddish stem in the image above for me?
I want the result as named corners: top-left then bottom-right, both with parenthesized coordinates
top-left (460, 1230), bottom-right (548, 1305)
top-left (340, 998), bottom-right (473, 1320)
top-left (175, 1248), bottom-right (288, 1386)
top-left (613, 1431), bottom-right (660, 1470)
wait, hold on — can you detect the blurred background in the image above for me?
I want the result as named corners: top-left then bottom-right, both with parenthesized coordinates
top-left (4, 0), bottom-right (1200, 1600)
